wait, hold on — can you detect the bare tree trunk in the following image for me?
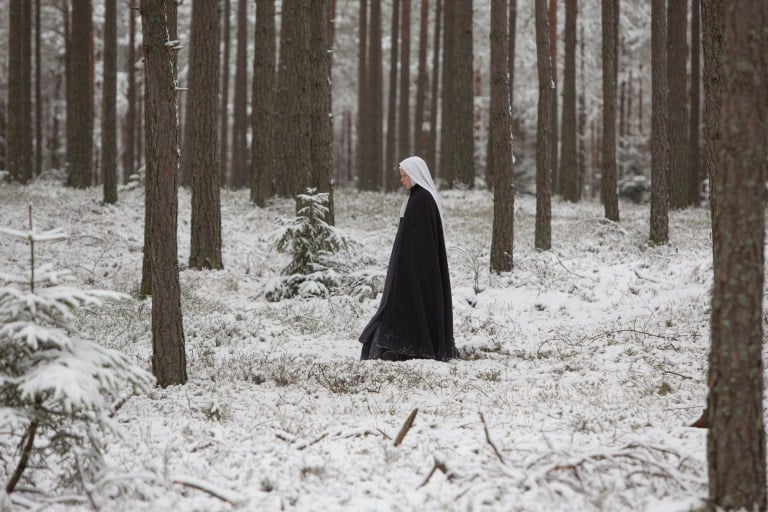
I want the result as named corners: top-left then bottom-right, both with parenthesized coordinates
top-left (366, 0), bottom-right (383, 189)
top-left (124, 3), bottom-right (137, 183)
top-left (667, 0), bottom-right (689, 209)
top-left (219, 0), bottom-right (231, 187)
top-left (385, 0), bottom-right (400, 190)
top-left (428, 0), bottom-right (441, 175)
top-left (438, 0), bottom-right (454, 183)
top-left (251, 0), bottom-right (276, 206)
top-left (548, 0), bottom-right (558, 194)
top-left (560, 0), bottom-right (577, 202)
top-left (66, 0), bottom-right (93, 188)
top-left (356, 0), bottom-right (368, 188)
top-left (21, 0), bottom-right (33, 182)
top-left (490, 0), bottom-right (514, 273)
top-left (6, 0), bottom-right (27, 182)
top-left (187, 0), bottom-right (222, 270)
top-left (535, 0), bottom-right (552, 250)
top-left (451, 0), bottom-right (474, 188)
top-left (398, 0), bottom-right (412, 159)
top-left (142, 0), bottom-right (187, 387)
top-left (650, 0), bottom-right (669, 245)
top-left (577, 22), bottom-right (586, 198)
top-left (101, 0), bottom-right (118, 203)
top-left (413, 0), bottom-right (429, 160)
top-left (707, 2), bottom-right (767, 509)
top-left (231, 0), bottom-right (249, 188)
top-left (601, 0), bottom-right (619, 221)
top-left (34, 0), bottom-right (42, 177)
top-left (688, 0), bottom-right (701, 206)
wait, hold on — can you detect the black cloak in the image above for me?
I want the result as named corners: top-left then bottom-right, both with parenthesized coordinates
top-left (359, 184), bottom-right (457, 361)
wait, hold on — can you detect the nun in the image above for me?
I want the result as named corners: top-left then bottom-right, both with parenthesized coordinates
top-left (359, 156), bottom-right (457, 361)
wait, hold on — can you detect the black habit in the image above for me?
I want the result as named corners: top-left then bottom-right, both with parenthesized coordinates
top-left (359, 184), bottom-right (457, 361)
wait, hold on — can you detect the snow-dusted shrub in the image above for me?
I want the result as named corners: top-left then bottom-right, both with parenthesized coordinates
top-left (0, 217), bottom-right (153, 499)
top-left (266, 189), bottom-right (359, 301)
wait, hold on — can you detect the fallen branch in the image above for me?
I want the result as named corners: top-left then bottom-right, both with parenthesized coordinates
top-left (172, 477), bottom-right (245, 506)
top-left (479, 412), bottom-right (505, 464)
top-left (418, 457), bottom-right (450, 488)
top-left (394, 408), bottom-right (419, 447)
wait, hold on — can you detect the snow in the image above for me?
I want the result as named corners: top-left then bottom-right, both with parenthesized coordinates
top-left (0, 179), bottom-right (764, 511)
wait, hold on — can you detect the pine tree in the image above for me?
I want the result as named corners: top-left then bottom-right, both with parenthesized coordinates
top-left (101, 0), bottom-right (118, 204)
top-left (251, 0), bottom-right (276, 206)
top-left (560, 0), bottom-right (578, 202)
top-left (601, 0), bottom-right (619, 221)
top-left (66, 0), bottom-right (93, 189)
top-left (535, 0), bottom-right (553, 250)
top-left (650, 0), bottom-right (669, 244)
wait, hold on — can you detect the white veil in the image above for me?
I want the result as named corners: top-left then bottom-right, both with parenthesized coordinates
top-left (398, 156), bottom-right (445, 223)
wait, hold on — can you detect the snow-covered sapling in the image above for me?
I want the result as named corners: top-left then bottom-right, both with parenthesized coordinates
top-left (0, 207), bottom-right (153, 499)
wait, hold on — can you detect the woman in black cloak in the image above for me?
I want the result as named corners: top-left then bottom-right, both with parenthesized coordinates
top-left (359, 156), bottom-right (457, 361)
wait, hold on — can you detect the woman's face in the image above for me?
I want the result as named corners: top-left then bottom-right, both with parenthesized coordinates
top-left (399, 169), bottom-right (413, 189)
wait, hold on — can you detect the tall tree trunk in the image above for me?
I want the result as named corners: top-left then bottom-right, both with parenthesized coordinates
top-left (577, 23), bottom-right (586, 198)
top-left (560, 0), bottom-right (577, 202)
top-left (356, 0), bottom-right (369, 189)
top-left (219, 0), bottom-right (231, 187)
top-left (124, 3), bottom-right (137, 183)
top-left (398, 0), bottom-right (412, 160)
top-left (366, 0), bottom-right (383, 190)
top-left (707, 2), bottom-right (767, 509)
top-left (385, 0), bottom-right (400, 191)
top-left (601, 0), bottom-right (619, 221)
top-left (688, 0), bottom-right (701, 206)
top-left (490, 0), bottom-right (514, 273)
top-left (451, 0), bottom-right (474, 188)
top-left (187, 0), bottom-right (222, 270)
top-left (34, 0), bottom-right (42, 177)
top-left (438, 0), bottom-right (454, 182)
top-left (21, 0), bottom-right (33, 182)
top-left (308, 0), bottom-right (335, 224)
top-left (231, 0), bottom-right (249, 188)
top-left (548, 0), bottom-right (558, 194)
top-left (428, 0), bottom-right (441, 175)
top-left (535, 0), bottom-right (552, 250)
top-left (251, 0), bottom-right (276, 206)
top-left (6, 0), bottom-right (27, 183)
top-left (413, 0), bottom-right (429, 160)
top-left (141, 0), bottom-right (187, 387)
top-left (66, 0), bottom-right (93, 188)
top-left (101, 0), bottom-right (118, 203)
top-left (667, 0), bottom-right (689, 209)
top-left (650, 0), bottom-right (669, 245)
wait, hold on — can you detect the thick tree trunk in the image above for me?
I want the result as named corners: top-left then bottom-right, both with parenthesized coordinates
top-left (667, 0), bottom-right (689, 209)
top-left (355, 0), bottom-right (369, 189)
top-left (231, 0), bottom-right (249, 188)
top-left (451, 0), bottom-right (474, 188)
top-left (141, 0), bottom-right (187, 387)
top-left (560, 0), bottom-right (577, 202)
top-left (534, 0), bottom-right (552, 250)
top-left (250, 0), bottom-right (276, 206)
top-left (398, 0), bottom-right (412, 160)
top-left (650, 0), bottom-right (669, 245)
top-left (688, 0), bottom-right (701, 206)
top-left (187, 0), bottom-right (222, 270)
top-left (34, 0), bottom-right (42, 177)
top-left (366, 0), bottom-right (384, 189)
top-left (601, 0), bottom-right (619, 221)
top-left (413, 0), bottom-right (429, 160)
top-left (707, 3), bottom-right (767, 510)
top-left (66, 0), bottom-right (93, 188)
top-left (101, 0), bottom-right (118, 203)
top-left (489, 0), bottom-right (514, 273)
top-left (7, 0), bottom-right (26, 182)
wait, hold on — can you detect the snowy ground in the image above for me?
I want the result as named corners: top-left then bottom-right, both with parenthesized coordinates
top-left (1, 179), bottom-right (765, 511)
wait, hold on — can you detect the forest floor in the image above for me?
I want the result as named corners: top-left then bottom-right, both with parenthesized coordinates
top-left (1, 178), bottom-right (765, 511)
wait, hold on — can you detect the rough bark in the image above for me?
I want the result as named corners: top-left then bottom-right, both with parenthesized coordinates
top-left (427, 0), bottom-right (441, 175)
top-left (438, 0), bottom-right (454, 182)
top-left (548, 0), bottom-right (558, 194)
top-left (707, 2), bottom-right (767, 509)
top-left (141, 0), bottom-right (187, 387)
top-left (66, 0), bottom-right (93, 188)
top-left (187, 0), bottom-right (222, 270)
top-left (688, 0), bottom-right (701, 206)
top-left (650, 0), bottom-right (669, 245)
top-left (534, 0), bottom-right (552, 250)
top-left (489, 0), bottom-right (514, 273)
top-left (34, 0), bottom-right (42, 177)
top-left (601, 0), bottom-right (619, 221)
top-left (366, 0), bottom-right (383, 189)
top-left (356, 0), bottom-right (369, 189)
top-left (250, 0), bottom-right (276, 206)
top-left (413, 0), bottom-right (429, 160)
top-left (450, 0), bottom-right (474, 188)
top-left (231, 0), bottom-right (249, 188)
top-left (560, 0), bottom-right (577, 202)
top-left (385, 0), bottom-right (400, 190)
top-left (124, 3), bottom-right (137, 183)
top-left (6, 0), bottom-right (26, 182)
top-left (667, 0), bottom-right (689, 209)
top-left (101, 0), bottom-right (118, 203)
top-left (398, 0), bottom-right (412, 159)
top-left (219, 0), bottom-right (231, 187)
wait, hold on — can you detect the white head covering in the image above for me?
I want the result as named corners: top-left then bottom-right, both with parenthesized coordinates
top-left (398, 156), bottom-right (445, 222)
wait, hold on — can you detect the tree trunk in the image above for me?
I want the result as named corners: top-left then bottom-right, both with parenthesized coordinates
top-left (450, 0), bottom-right (474, 188)
top-left (688, 0), bottom-right (701, 206)
top-left (707, 2), bottom-right (767, 509)
top-left (667, 0), bottom-right (689, 209)
top-left (187, 0), bottom-right (222, 270)
top-left (34, 0), bottom-right (42, 177)
top-left (250, 0), bottom-right (276, 206)
top-left (124, 3), bottom-right (137, 183)
top-left (308, 0), bottom-right (335, 224)
top-left (66, 0), bottom-right (93, 188)
top-left (535, 0), bottom-right (552, 250)
top-left (413, 0), bottom-right (429, 160)
top-left (366, 0), bottom-right (383, 190)
top-left (490, 0), bottom-right (514, 273)
top-left (141, 0), bottom-right (187, 387)
top-left (385, 0), bottom-right (400, 190)
top-left (650, 0), bottom-right (669, 245)
top-left (560, 0), bottom-right (577, 202)
top-left (355, 0), bottom-right (369, 189)
top-left (601, 0), bottom-right (619, 221)
top-left (101, 0), bottom-right (118, 203)
top-left (219, 0), bottom-right (231, 187)
top-left (6, 0), bottom-right (27, 183)
top-left (548, 0), bottom-right (558, 194)
top-left (231, 0), bottom-right (249, 188)
top-left (398, 0), bottom-right (412, 160)
top-left (21, 0), bottom-right (33, 182)
top-left (577, 23), bottom-right (586, 198)
top-left (427, 0), bottom-right (441, 175)
top-left (438, 0), bottom-right (454, 183)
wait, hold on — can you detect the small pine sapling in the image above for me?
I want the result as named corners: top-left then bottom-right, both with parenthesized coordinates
top-left (0, 206), bottom-right (153, 500)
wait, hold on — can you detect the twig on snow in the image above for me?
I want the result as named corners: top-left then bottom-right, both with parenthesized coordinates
top-left (418, 457), bottom-right (450, 488)
top-left (479, 412), bottom-right (505, 464)
top-left (172, 477), bottom-right (246, 506)
top-left (394, 408), bottom-right (418, 447)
